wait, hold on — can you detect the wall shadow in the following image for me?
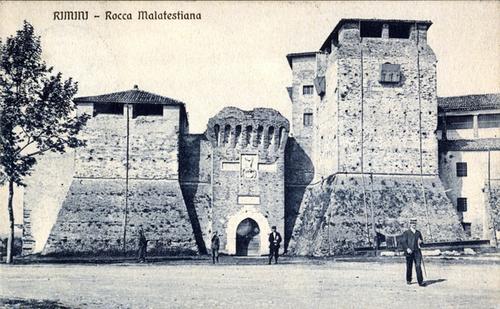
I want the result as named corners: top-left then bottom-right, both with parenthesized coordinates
top-left (284, 137), bottom-right (314, 252)
top-left (180, 134), bottom-right (208, 255)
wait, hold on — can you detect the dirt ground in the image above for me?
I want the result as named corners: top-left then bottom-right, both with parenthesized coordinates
top-left (0, 258), bottom-right (499, 309)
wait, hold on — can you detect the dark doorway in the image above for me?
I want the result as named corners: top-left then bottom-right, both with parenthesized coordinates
top-left (236, 218), bottom-right (260, 256)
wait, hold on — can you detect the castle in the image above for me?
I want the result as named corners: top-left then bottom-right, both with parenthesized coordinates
top-left (22, 18), bottom-right (500, 257)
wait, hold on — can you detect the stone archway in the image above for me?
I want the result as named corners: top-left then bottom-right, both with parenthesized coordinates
top-left (226, 205), bottom-right (271, 255)
top-left (236, 218), bottom-right (260, 256)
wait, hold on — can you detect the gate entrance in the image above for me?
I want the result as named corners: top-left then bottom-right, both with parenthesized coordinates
top-left (235, 218), bottom-right (260, 256)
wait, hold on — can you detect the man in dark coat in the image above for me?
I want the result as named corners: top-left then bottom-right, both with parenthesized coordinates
top-left (211, 231), bottom-right (220, 264)
top-left (401, 219), bottom-right (425, 286)
top-left (268, 226), bottom-right (282, 265)
top-left (137, 229), bottom-right (147, 263)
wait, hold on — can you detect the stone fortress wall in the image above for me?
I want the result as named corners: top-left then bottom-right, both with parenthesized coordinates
top-left (206, 107), bottom-right (289, 255)
top-left (287, 19), bottom-right (465, 254)
top-left (31, 102), bottom-right (198, 256)
top-left (23, 18), bottom-right (496, 257)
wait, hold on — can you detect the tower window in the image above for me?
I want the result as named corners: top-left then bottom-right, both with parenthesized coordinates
top-left (303, 113), bottom-right (313, 127)
top-left (456, 162), bottom-right (467, 177)
top-left (132, 104), bottom-right (163, 118)
top-left (457, 198), bottom-right (467, 212)
top-left (93, 103), bottom-right (124, 116)
top-left (462, 222), bottom-right (472, 237)
top-left (360, 21), bottom-right (384, 38)
top-left (389, 23), bottom-right (411, 39)
top-left (379, 63), bottom-right (401, 83)
top-left (303, 85), bottom-right (314, 95)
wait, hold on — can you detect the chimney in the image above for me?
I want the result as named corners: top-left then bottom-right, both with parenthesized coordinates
top-left (133, 85), bottom-right (139, 90)
top-left (382, 24), bottom-right (389, 39)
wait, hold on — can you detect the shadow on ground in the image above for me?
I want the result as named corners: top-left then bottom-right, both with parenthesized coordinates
top-left (425, 278), bottom-right (447, 286)
top-left (0, 298), bottom-right (72, 309)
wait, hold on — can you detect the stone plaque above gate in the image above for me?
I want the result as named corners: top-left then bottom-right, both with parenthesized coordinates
top-left (241, 154), bottom-right (258, 179)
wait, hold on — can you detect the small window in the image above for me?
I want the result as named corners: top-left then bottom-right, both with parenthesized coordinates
top-left (379, 63), bottom-right (401, 83)
top-left (457, 198), bottom-right (467, 212)
top-left (360, 21), bottom-right (384, 38)
top-left (478, 114), bottom-right (500, 128)
top-left (303, 113), bottom-right (313, 127)
top-left (303, 85), bottom-right (314, 95)
top-left (133, 104), bottom-right (163, 118)
top-left (461, 222), bottom-right (471, 237)
top-left (93, 103), bottom-right (124, 116)
top-left (389, 23), bottom-right (411, 39)
top-left (456, 162), bottom-right (467, 177)
top-left (446, 115), bottom-right (473, 130)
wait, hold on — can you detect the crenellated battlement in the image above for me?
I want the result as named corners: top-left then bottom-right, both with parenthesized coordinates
top-left (206, 107), bottom-right (289, 162)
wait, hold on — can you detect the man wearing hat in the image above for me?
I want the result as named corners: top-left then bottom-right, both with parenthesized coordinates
top-left (268, 226), bottom-right (282, 264)
top-left (401, 218), bottom-right (425, 286)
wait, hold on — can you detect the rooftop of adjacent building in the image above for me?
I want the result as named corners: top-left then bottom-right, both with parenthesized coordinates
top-left (74, 85), bottom-right (185, 107)
top-left (438, 93), bottom-right (500, 113)
top-left (439, 138), bottom-right (500, 152)
top-left (285, 51), bottom-right (321, 68)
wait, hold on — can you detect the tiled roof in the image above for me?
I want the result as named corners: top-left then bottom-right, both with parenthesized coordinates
top-left (438, 93), bottom-right (500, 113)
top-left (286, 51), bottom-right (319, 68)
top-left (439, 138), bottom-right (500, 151)
top-left (74, 86), bottom-right (184, 106)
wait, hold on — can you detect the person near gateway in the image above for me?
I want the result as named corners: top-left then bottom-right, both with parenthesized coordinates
top-left (137, 228), bottom-right (148, 263)
top-left (211, 231), bottom-right (220, 264)
top-left (401, 218), bottom-right (425, 286)
top-left (268, 226), bottom-right (282, 265)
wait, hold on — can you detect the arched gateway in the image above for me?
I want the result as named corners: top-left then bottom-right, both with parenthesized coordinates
top-left (225, 206), bottom-right (272, 256)
top-left (236, 218), bottom-right (260, 256)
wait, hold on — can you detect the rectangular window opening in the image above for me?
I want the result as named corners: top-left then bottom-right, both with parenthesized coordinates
top-left (303, 85), bottom-right (314, 95)
top-left (456, 162), bottom-right (467, 177)
top-left (133, 104), bottom-right (163, 118)
top-left (303, 113), bottom-right (313, 127)
top-left (389, 23), bottom-right (411, 39)
top-left (461, 222), bottom-right (471, 237)
top-left (93, 103), bottom-right (124, 116)
top-left (360, 21), bottom-right (384, 38)
top-left (379, 63), bottom-right (401, 83)
top-left (457, 197), bottom-right (467, 212)
top-left (446, 115), bottom-right (473, 130)
top-left (478, 113), bottom-right (500, 128)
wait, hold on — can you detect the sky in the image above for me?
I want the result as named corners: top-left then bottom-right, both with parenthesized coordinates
top-left (0, 1), bottom-right (499, 235)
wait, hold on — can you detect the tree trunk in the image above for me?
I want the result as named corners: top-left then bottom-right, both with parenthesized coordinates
top-left (6, 179), bottom-right (15, 264)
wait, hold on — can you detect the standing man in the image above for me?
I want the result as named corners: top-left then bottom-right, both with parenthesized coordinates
top-left (401, 219), bottom-right (425, 286)
top-left (211, 231), bottom-right (220, 264)
top-left (268, 226), bottom-right (282, 265)
top-left (137, 229), bottom-right (147, 263)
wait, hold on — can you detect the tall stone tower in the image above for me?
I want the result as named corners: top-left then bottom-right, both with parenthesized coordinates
top-left (27, 87), bottom-right (199, 256)
top-left (314, 19), bottom-right (438, 177)
top-left (206, 107), bottom-right (289, 255)
top-left (288, 19), bottom-right (464, 255)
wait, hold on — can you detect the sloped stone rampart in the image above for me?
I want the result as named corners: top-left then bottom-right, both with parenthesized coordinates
top-left (288, 174), bottom-right (465, 256)
top-left (42, 179), bottom-right (126, 255)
